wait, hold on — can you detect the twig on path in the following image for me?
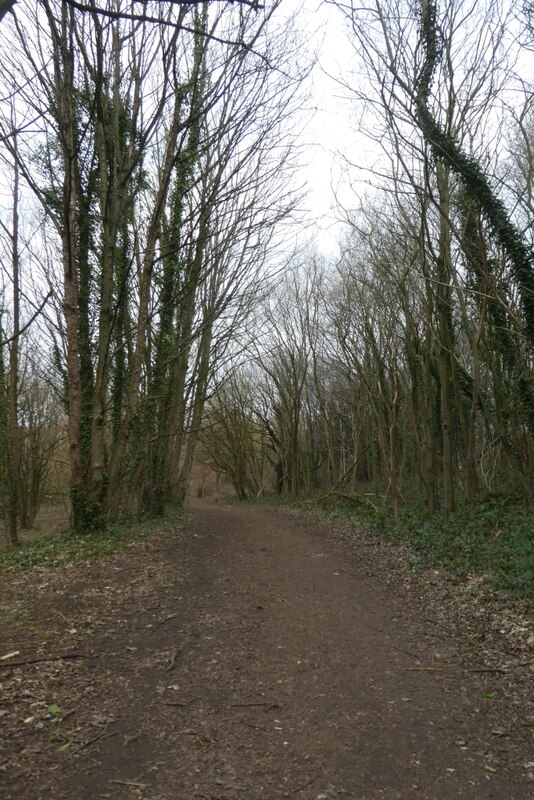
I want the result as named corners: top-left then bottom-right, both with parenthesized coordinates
top-left (424, 629), bottom-right (449, 640)
top-left (110, 780), bottom-right (148, 789)
top-left (0, 653), bottom-right (91, 669)
top-left (239, 719), bottom-right (269, 733)
top-left (166, 648), bottom-right (180, 671)
top-left (157, 613), bottom-right (178, 626)
top-left (423, 617), bottom-right (448, 630)
top-left (163, 700), bottom-right (193, 707)
top-left (403, 667), bottom-right (444, 672)
top-left (68, 727), bottom-right (117, 758)
top-left (123, 733), bottom-right (142, 746)
top-left (403, 665), bottom-right (510, 674)
top-left (215, 717), bottom-right (235, 731)
top-left (230, 701), bottom-right (280, 708)
top-left (292, 776), bottom-right (317, 793)
top-left (0, 651), bottom-right (20, 661)
top-left (393, 645), bottom-right (421, 660)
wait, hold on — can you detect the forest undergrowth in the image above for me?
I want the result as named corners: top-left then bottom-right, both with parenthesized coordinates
top-left (0, 508), bottom-right (186, 572)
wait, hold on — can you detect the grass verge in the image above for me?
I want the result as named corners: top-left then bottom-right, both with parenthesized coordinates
top-left (0, 507), bottom-right (186, 572)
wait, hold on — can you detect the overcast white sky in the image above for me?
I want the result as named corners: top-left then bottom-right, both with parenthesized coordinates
top-left (278, 0), bottom-right (360, 254)
top-left (288, 0), bottom-right (534, 257)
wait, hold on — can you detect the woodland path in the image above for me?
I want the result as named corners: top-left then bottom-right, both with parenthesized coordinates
top-left (1, 500), bottom-right (533, 800)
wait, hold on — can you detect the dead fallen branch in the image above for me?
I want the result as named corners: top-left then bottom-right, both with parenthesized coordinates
top-left (239, 719), bottom-right (269, 732)
top-left (393, 645), bottom-right (421, 659)
top-left (402, 666), bottom-right (509, 674)
top-left (166, 648), bottom-right (180, 671)
top-left (157, 613), bottom-right (178, 626)
top-left (403, 667), bottom-right (444, 672)
top-left (326, 491), bottom-right (379, 512)
top-left (293, 776), bottom-right (317, 793)
top-left (0, 653), bottom-right (91, 669)
top-left (423, 618), bottom-right (448, 630)
top-left (0, 650), bottom-right (20, 661)
top-left (318, 446), bottom-right (371, 503)
top-left (163, 701), bottom-right (193, 707)
top-left (68, 727), bottom-right (117, 758)
top-left (110, 780), bottom-right (148, 789)
top-left (230, 701), bottom-right (280, 708)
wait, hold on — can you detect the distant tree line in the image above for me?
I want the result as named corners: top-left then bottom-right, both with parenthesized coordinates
top-left (201, 0), bottom-right (534, 516)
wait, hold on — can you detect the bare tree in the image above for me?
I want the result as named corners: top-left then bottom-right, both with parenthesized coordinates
top-left (0, 0), bottom-right (307, 530)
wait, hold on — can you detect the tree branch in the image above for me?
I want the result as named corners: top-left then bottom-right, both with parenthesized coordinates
top-left (0, 291), bottom-right (52, 347)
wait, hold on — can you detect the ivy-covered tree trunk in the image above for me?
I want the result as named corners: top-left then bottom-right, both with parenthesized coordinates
top-left (416, 0), bottom-right (534, 347)
top-left (6, 147), bottom-right (20, 545)
top-left (51, 5), bottom-right (94, 532)
top-left (144, 15), bottom-right (207, 516)
top-left (0, 320), bottom-right (15, 548)
top-left (173, 319), bottom-right (214, 505)
top-left (435, 163), bottom-right (455, 514)
top-left (107, 121), bottom-right (181, 510)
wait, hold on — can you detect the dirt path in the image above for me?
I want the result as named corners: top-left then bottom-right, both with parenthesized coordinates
top-left (1, 500), bottom-right (533, 799)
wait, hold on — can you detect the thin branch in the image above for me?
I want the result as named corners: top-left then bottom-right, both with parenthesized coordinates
top-left (60, 0), bottom-right (269, 61)
top-left (0, 291), bottom-right (52, 348)
top-left (0, 652), bottom-right (92, 668)
top-left (66, 0), bottom-right (264, 17)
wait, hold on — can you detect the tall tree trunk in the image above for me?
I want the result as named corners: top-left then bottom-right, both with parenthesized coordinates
top-left (173, 319), bottom-right (213, 505)
top-left (436, 163), bottom-right (455, 514)
top-left (53, 5), bottom-right (90, 531)
top-left (7, 145), bottom-right (20, 545)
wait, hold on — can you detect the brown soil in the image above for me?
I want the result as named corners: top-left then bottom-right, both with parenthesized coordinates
top-left (1, 500), bottom-right (533, 800)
